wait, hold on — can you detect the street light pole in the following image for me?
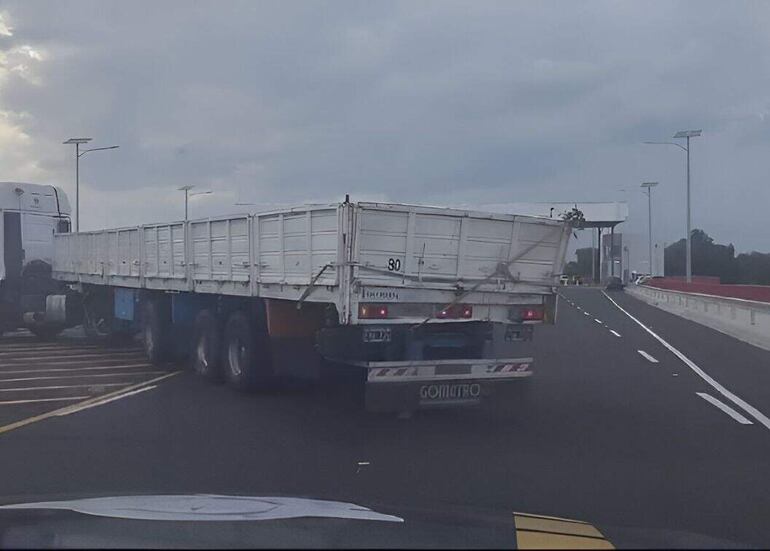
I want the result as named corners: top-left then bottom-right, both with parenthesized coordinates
top-left (178, 185), bottom-right (212, 221)
top-left (178, 185), bottom-right (193, 221)
top-left (641, 182), bottom-right (658, 276)
top-left (63, 138), bottom-right (90, 232)
top-left (63, 138), bottom-right (119, 232)
top-left (643, 129), bottom-right (701, 283)
top-left (674, 130), bottom-right (701, 283)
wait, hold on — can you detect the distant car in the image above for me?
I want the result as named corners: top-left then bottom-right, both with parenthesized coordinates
top-left (605, 276), bottom-right (624, 290)
top-left (559, 275), bottom-right (570, 285)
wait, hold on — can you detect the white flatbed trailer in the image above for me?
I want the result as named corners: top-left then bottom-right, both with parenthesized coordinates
top-left (15, 195), bottom-right (572, 412)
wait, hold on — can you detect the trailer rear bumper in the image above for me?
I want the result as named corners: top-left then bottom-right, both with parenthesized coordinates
top-left (346, 357), bottom-right (533, 412)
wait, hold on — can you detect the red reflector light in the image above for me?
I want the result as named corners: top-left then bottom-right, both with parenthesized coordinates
top-left (520, 307), bottom-right (544, 321)
top-left (437, 304), bottom-right (473, 319)
top-left (359, 304), bottom-right (388, 319)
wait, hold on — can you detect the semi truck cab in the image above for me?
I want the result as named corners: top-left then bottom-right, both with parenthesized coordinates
top-left (0, 182), bottom-right (71, 335)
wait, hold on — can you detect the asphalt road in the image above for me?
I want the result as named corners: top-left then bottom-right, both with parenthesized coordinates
top-left (0, 287), bottom-right (769, 548)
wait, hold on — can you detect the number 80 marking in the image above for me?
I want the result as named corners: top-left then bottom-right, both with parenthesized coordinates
top-left (387, 258), bottom-right (402, 271)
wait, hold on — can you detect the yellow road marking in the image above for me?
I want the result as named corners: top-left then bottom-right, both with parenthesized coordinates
top-left (514, 513), bottom-right (614, 550)
top-left (0, 372), bottom-right (180, 436)
top-left (515, 516), bottom-right (604, 538)
top-left (516, 531), bottom-right (614, 549)
top-left (55, 385), bottom-right (157, 416)
top-left (514, 511), bottom-right (589, 524)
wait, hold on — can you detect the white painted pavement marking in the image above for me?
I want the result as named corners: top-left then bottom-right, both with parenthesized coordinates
top-left (638, 350), bottom-right (659, 363)
top-left (584, 311), bottom-right (590, 316)
top-left (697, 393), bottom-right (753, 425)
top-left (0, 364), bottom-right (151, 375)
top-left (594, 318), bottom-right (603, 324)
top-left (55, 385), bottom-right (158, 417)
top-left (0, 372), bottom-right (180, 435)
top-left (603, 290), bottom-right (770, 432)
top-left (0, 396), bottom-right (89, 405)
top-left (609, 330), bottom-right (622, 337)
top-left (0, 359), bottom-right (148, 369)
top-left (0, 351), bottom-right (144, 361)
top-left (0, 371), bottom-right (164, 384)
top-left (0, 344), bottom-right (102, 352)
top-left (0, 383), bottom-right (129, 393)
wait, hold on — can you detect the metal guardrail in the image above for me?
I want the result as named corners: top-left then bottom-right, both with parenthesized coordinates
top-left (627, 284), bottom-right (770, 352)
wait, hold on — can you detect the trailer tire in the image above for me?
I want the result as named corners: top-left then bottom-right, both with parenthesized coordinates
top-left (191, 310), bottom-right (223, 382)
top-left (223, 310), bottom-right (273, 391)
top-left (142, 298), bottom-right (171, 367)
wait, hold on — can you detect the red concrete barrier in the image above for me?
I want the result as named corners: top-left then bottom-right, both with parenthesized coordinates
top-left (644, 278), bottom-right (770, 303)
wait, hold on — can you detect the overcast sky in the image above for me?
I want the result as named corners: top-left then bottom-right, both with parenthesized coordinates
top-left (1, 0), bottom-right (769, 258)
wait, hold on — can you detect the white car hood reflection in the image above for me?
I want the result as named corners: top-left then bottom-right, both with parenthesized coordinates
top-left (0, 495), bottom-right (404, 523)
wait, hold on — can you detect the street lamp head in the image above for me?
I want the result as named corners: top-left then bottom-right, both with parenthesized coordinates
top-left (640, 182), bottom-right (658, 189)
top-left (63, 138), bottom-right (92, 145)
top-left (178, 185), bottom-right (195, 191)
top-left (673, 130), bottom-right (702, 139)
top-left (190, 191), bottom-right (212, 197)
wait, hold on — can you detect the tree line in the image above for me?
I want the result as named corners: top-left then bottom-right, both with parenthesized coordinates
top-left (564, 229), bottom-right (770, 285)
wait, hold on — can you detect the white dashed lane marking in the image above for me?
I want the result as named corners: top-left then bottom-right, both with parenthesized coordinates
top-left (637, 350), bottom-right (659, 363)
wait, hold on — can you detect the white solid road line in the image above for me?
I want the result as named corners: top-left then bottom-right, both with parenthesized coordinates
top-left (609, 330), bottom-right (622, 337)
top-left (603, 290), bottom-right (770, 431)
top-left (55, 385), bottom-right (157, 417)
top-left (638, 350), bottom-right (659, 363)
top-left (0, 396), bottom-right (89, 406)
top-left (697, 392), bottom-right (753, 425)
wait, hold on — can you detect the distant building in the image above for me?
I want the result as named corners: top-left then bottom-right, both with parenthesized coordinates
top-left (601, 232), bottom-right (623, 282)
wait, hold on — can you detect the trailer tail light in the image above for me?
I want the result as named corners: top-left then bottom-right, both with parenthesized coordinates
top-left (359, 304), bottom-right (389, 319)
top-left (437, 304), bottom-right (473, 319)
top-left (520, 307), bottom-right (544, 321)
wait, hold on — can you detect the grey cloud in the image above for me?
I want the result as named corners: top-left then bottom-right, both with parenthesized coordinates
top-left (0, 0), bottom-right (768, 254)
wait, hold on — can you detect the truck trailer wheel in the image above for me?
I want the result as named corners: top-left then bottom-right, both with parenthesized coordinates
top-left (223, 310), bottom-right (273, 391)
top-left (142, 298), bottom-right (171, 367)
top-left (191, 310), bottom-right (223, 382)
